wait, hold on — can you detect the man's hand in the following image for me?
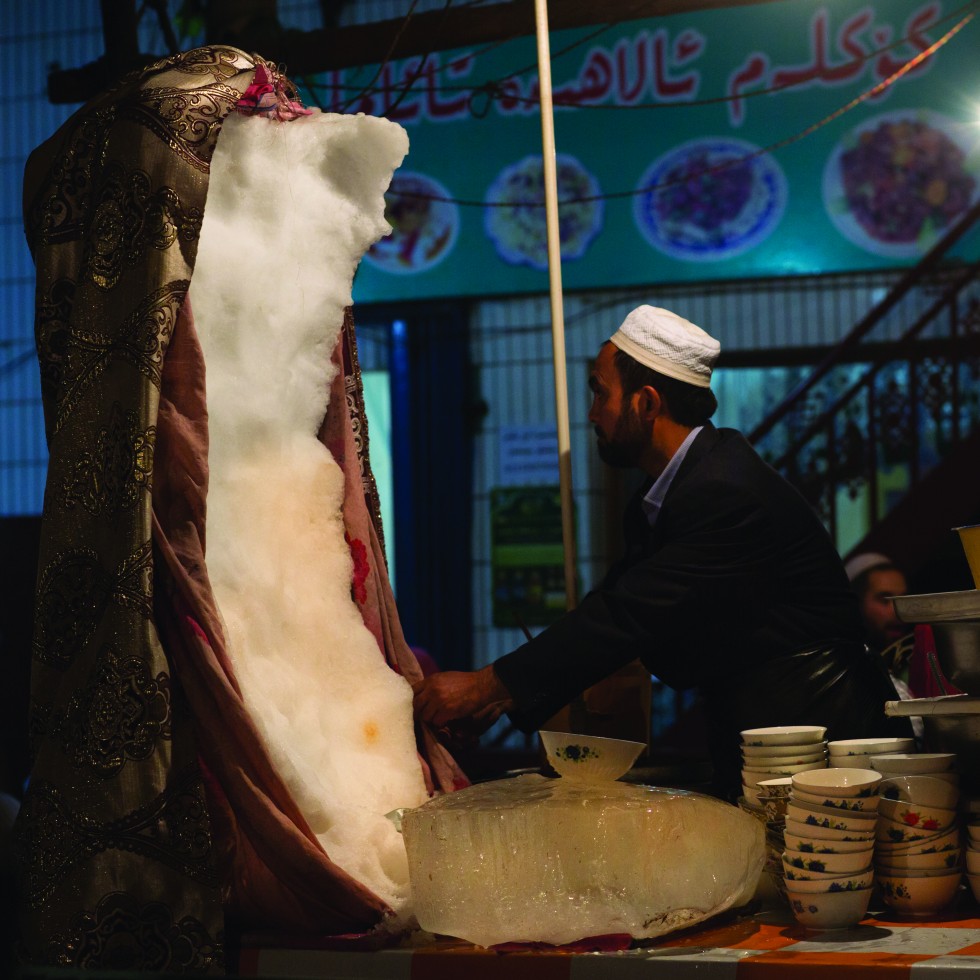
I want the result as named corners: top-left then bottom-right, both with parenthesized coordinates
top-left (413, 664), bottom-right (514, 728)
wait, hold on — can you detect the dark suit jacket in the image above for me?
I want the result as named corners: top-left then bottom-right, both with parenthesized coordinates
top-left (494, 424), bottom-right (911, 795)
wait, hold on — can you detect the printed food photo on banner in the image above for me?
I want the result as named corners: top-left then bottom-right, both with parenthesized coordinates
top-left (822, 110), bottom-right (980, 257)
top-left (364, 171), bottom-right (460, 274)
top-left (484, 153), bottom-right (604, 270)
top-left (633, 138), bottom-right (788, 262)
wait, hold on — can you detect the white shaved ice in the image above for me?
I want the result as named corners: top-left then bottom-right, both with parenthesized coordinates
top-left (189, 110), bottom-right (427, 919)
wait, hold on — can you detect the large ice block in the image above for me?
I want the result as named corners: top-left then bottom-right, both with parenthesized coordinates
top-left (402, 774), bottom-right (764, 947)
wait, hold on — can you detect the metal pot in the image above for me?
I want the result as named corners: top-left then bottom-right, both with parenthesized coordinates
top-left (922, 714), bottom-right (980, 793)
top-left (930, 620), bottom-right (980, 696)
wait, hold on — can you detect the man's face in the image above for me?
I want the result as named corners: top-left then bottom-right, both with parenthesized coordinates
top-left (860, 568), bottom-right (909, 649)
top-left (588, 344), bottom-right (647, 468)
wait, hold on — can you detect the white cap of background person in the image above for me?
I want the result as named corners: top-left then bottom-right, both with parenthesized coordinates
top-left (844, 552), bottom-right (894, 582)
top-left (609, 305), bottom-right (721, 388)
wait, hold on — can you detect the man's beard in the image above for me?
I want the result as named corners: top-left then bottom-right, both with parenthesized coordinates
top-left (596, 406), bottom-right (646, 468)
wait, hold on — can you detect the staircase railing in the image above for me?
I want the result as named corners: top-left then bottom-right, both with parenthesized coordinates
top-left (748, 198), bottom-right (980, 554)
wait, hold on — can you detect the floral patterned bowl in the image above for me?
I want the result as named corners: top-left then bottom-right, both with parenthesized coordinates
top-left (786, 802), bottom-right (877, 833)
top-left (878, 798), bottom-right (957, 832)
top-left (783, 847), bottom-right (873, 875)
top-left (878, 774), bottom-right (959, 809)
top-left (782, 869), bottom-right (874, 891)
top-left (877, 870), bottom-right (962, 915)
top-left (874, 825), bottom-right (961, 856)
top-left (785, 886), bottom-right (872, 929)
top-left (875, 861), bottom-right (963, 876)
top-left (876, 813), bottom-right (958, 844)
top-left (875, 848), bottom-right (962, 871)
top-left (792, 789), bottom-right (880, 812)
top-left (784, 817), bottom-right (874, 842)
top-left (783, 831), bottom-right (876, 854)
top-left (538, 731), bottom-right (645, 782)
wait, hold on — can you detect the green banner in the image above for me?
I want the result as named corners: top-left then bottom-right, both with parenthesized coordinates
top-left (305, 0), bottom-right (980, 301)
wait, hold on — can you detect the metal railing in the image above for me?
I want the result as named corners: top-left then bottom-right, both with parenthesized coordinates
top-left (748, 199), bottom-right (980, 552)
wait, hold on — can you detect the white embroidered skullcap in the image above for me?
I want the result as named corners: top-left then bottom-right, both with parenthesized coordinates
top-left (609, 306), bottom-right (720, 388)
top-left (844, 552), bottom-right (894, 582)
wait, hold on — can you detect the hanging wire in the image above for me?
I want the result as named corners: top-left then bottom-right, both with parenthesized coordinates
top-left (338, 0), bottom-right (426, 112)
top-left (303, 0), bottom-right (979, 115)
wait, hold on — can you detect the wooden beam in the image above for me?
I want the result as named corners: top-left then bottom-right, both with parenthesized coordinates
top-left (242, 0), bottom-right (779, 74)
top-left (48, 0), bottom-right (776, 103)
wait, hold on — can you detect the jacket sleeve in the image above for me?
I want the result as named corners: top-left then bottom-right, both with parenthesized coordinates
top-left (493, 478), bottom-right (774, 732)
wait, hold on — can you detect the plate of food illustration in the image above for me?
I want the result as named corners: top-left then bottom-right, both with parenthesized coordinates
top-left (484, 154), bottom-right (603, 269)
top-left (823, 110), bottom-right (980, 257)
top-left (365, 171), bottom-right (459, 274)
top-left (633, 137), bottom-right (787, 261)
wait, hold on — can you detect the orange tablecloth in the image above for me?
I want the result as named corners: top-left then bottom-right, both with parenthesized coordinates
top-left (239, 901), bottom-right (980, 978)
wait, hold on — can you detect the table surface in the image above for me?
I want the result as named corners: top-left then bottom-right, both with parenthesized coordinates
top-left (239, 896), bottom-right (980, 979)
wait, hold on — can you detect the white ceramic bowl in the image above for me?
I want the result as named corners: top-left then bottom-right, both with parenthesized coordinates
top-left (743, 750), bottom-right (827, 767)
top-left (741, 783), bottom-right (762, 805)
top-left (786, 802), bottom-right (877, 833)
top-left (878, 775), bottom-right (960, 809)
top-left (877, 798), bottom-right (958, 833)
top-left (827, 753), bottom-right (873, 770)
top-left (783, 848), bottom-right (872, 875)
top-left (783, 817), bottom-right (875, 842)
top-left (791, 789), bottom-right (879, 813)
top-left (877, 870), bottom-right (962, 914)
top-left (741, 725), bottom-right (827, 746)
top-left (538, 731), bottom-right (645, 782)
top-left (783, 831), bottom-right (875, 854)
top-left (874, 826), bottom-right (961, 856)
top-left (782, 869), bottom-right (874, 892)
top-left (875, 848), bottom-right (962, 871)
top-left (870, 753), bottom-right (956, 775)
top-left (791, 767), bottom-right (882, 798)
top-left (967, 824), bottom-right (980, 843)
top-left (967, 849), bottom-right (980, 873)
top-left (875, 862), bottom-right (963, 877)
top-left (785, 886), bottom-right (872, 929)
top-left (743, 742), bottom-right (827, 759)
top-left (744, 759), bottom-right (828, 776)
top-left (827, 737), bottom-right (916, 757)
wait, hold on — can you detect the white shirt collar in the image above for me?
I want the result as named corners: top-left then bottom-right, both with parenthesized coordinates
top-left (641, 426), bottom-right (703, 527)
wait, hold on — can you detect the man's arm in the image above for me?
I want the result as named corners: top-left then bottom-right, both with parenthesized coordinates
top-left (413, 664), bottom-right (514, 728)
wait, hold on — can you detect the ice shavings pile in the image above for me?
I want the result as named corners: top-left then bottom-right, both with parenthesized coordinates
top-left (188, 110), bottom-right (428, 919)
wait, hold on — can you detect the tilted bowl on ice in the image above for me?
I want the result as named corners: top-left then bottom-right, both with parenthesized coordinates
top-left (402, 768), bottom-right (765, 947)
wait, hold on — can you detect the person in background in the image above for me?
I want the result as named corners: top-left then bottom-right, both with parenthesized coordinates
top-left (415, 306), bottom-right (912, 799)
top-left (844, 553), bottom-right (915, 698)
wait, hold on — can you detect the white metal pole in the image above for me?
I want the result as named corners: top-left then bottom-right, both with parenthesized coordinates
top-left (533, 0), bottom-right (577, 610)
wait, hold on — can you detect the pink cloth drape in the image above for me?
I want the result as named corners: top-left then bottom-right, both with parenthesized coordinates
top-left (152, 296), bottom-right (467, 937)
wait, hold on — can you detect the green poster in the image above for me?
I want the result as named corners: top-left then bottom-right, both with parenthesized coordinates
top-left (490, 486), bottom-right (571, 628)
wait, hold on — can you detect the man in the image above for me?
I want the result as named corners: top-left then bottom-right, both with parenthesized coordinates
top-left (415, 306), bottom-right (911, 797)
top-left (844, 553), bottom-right (910, 656)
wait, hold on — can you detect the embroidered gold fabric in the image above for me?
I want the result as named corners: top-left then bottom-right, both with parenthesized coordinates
top-left (19, 46), bottom-right (258, 972)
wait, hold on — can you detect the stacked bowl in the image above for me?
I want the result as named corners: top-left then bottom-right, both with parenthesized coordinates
top-left (967, 815), bottom-right (980, 902)
top-left (873, 766), bottom-right (963, 916)
top-left (828, 737), bottom-right (916, 772)
top-left (740, 726), bottom-right (828, 807)
top-left (781, 768), bottom-right (880, 929)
